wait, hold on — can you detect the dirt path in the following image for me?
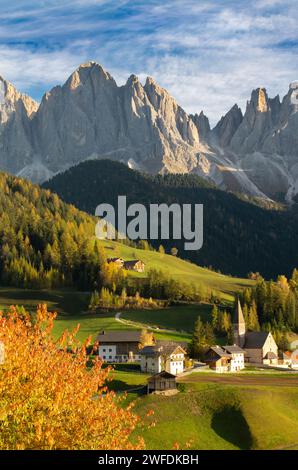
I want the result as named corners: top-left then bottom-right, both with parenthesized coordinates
top-left (178, 374), bottom-right (298, 387)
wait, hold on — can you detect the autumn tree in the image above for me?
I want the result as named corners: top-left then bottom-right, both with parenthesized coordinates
top-left (0, 305), bottom-right (144, 450)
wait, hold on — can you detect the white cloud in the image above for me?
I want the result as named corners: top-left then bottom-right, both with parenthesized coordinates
top-left (0, 0), bottom-right (297, 125)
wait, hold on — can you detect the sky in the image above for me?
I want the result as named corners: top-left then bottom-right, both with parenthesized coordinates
top-left (0, 0), bottom-right (297, 124)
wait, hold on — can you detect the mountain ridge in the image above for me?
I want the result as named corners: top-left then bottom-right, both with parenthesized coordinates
top-left (0, 62), bottom-right (298, 202)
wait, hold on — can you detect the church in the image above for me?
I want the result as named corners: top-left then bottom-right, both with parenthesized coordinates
top-left (233, 300), bottom-right (278, 365)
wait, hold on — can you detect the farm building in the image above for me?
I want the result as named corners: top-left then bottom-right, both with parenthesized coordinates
top-left (96, 330), bottom-right (154, 363)
top-left (140, 341), bottom-right (186, 375)
top-left (147, 371), bottom-right (177, 393)
top-left (123, 259), bottom-right (145, 272)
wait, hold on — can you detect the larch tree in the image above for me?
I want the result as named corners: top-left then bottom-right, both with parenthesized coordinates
top-left (0, 305), bottom-right (144, 450)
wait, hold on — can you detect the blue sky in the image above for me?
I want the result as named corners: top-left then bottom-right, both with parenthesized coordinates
top-left (0, 0), bottom-right (297, 124)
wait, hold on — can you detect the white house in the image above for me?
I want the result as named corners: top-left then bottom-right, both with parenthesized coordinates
top-left (140, 341), bottom-right (186, 375)
top-left (96, 330), bottom-right (144, 363)
top-left (222, 345), bottom-right (245, 371)
top-left (205, 345), bottom-right (245, 373)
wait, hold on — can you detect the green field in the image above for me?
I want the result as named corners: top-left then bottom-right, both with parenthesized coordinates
top-left (52, 312), bottom-right (191, 344)
top-left (132, 381), bottom-right (298, 450)
top-left (0, 287), bottom-right (89, 316)
top-left (98, 239), bottom-right (254, 302)
top-left (2, 285), bottom-right (298, 450)
top-left (0, 287), bottom-right (192, 343)
top-left (0, 240), bottom-right (254, 345)
top-left (95, 364), bottom-right (298, 450)
top-left (122, 304), bottom-right (212, 333)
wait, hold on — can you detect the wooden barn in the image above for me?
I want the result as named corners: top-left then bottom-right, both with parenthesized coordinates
top-left (147, 371), bottom-right (177, 394)
top-left (123, 259), bottom-right (145, 273)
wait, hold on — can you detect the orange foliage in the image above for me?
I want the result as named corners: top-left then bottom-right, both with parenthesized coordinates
top-left (0, 305), bottom-right (144, 450)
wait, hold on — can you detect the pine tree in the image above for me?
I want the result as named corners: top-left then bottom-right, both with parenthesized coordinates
top-left (211, 305), bottom-right (219, 331)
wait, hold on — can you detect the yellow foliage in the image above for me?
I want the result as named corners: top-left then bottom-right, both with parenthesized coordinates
top-left (0, 305), bottom-right (144, 450)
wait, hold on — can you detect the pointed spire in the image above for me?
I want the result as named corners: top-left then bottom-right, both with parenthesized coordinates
top-left (232, 298), bottom-right (246, 348)
top-left (233, 299), bottom-right (245, 326)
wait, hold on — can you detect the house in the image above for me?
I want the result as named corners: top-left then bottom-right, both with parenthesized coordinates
top-left (147, 371), bottom-right (177, 394)
top-left (205, 346), bottom-right (232, 373)
top-left (278, 351), bottom-right (292, 366)
top-left (290, 339), bottom-right (298, 351)
top-left (107, 257), bottom-right (124, 268)
top-left (291, 349), bottom-right (298, 367)
top-left (123, 260), bottom-right (145, 273)
top-left (222, 345), bottom-right (245, 371)
top-left (233, 300), bottom-right (278, 365)
top-left (140, 341), bottom-right (186, 375)
top-left (96, 330), bottom-right (149, 363)
top-left (205, 344), bottom-right (245, 372)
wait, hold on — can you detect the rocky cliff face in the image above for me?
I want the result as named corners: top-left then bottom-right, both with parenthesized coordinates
top-left (0, 62), bottom-right (298, 202)
top-left (0, 76), bottom-right (38, 174)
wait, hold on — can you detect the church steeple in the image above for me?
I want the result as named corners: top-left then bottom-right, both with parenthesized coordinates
top-left (232, 299), bottom-right (246, 348)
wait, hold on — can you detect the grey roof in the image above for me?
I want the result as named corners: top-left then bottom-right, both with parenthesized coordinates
top-left (123, 259), bottom-right (144, 267)
top-left (148, 371), bottom-right (177, 380)
top-left (244, 331), bottom-right (270, 349)
top-left (96, 330), bottom-right (142, 343)
top-left (222, 345), bottom-right (246, 354)
top-left (206, 346), bottom-right (232, 359)
top-left (140, 345), bottom-right (160, 357)
top-left (140, 341), bottom-right (186, 357)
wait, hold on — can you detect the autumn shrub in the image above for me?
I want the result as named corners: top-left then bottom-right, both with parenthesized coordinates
top-left (0, 305), bottom-right (144, 450)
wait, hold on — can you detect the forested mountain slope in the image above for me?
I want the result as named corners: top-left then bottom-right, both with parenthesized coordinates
top-left (44, 159), bottom-right (298, 278)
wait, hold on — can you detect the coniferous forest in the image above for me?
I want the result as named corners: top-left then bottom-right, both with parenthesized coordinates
top-left (44, 159), bottom-right (298, 279)
top-left (0, 173), bottom-right (103, 289)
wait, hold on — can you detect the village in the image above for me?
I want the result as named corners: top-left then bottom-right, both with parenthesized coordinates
top-left (96, 300), bottom-right (298, 394)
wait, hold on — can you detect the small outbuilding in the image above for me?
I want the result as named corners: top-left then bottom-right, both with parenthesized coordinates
top-left (123, 259), bottom-right (145, 273)
top-left (147, 371), bottom-right (177, 394)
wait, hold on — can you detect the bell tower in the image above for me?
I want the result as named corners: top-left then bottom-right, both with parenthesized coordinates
top-left (233, 299), bottom-right (246, 348)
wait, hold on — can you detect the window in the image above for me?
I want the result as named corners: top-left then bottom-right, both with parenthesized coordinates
top-left (103, 348), bottom-right (106, 352)
top-left (109, 349), bottom-right (112, 352)
top-left (103, 356), bottom-right (106, 359)
top-left (109, 356), bottom-right (112, 359)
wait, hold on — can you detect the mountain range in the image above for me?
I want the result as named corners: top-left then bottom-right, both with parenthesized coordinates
top-left (1, 62), bottom-right (298, 202)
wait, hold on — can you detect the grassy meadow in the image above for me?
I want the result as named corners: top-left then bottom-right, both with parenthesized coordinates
top-left (97, 239), bottom-right (254, 302)
top-left (132, 380), bottom-right (298, 450)
top-left (0, 237), bottom-right (255, 344)
top-left (121, 303), bottom-right (212, 333)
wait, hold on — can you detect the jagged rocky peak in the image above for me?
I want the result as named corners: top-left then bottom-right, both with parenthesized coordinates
top-left (1, 63), bottom-right (298, 203)
top-left (254, 87), bottom-right (269, 113)
top-left (212, 104), bottom-right (243, 147)
top-left (124, 74), bottom-right (146, 98)
top-left (191, 111), bottom-right (210, 142)
top-left (144, 75), bottom-right (176, 110)
top-left (65, 61), bottom-right (116, 91)
top-left (0, 75), bottom-right (38, 121)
